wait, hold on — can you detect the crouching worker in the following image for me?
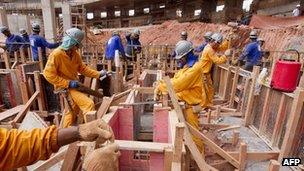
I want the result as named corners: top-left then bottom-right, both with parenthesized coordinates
top-left (154, 40), bottom-right (204, 153)
top-left (43, 28), bottom-right (110, 128)
top-left (0, 119), bottom-right (117, 170)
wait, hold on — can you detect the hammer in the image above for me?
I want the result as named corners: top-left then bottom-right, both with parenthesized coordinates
top-left (54, 89), bottom-right (76, 127)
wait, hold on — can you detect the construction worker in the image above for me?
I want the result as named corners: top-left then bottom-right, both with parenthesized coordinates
top-left (238, 30), bottom-right (262, 71)
top-left (29, 23), bottom-right (60, 65)
top-left (180, 31), bottom-right (188, 40)
top-left (169, 31), bottom-right (190, 58)
top-left (19, 28), bottom-right (30, 48)
top-left (0, 26), bottom-right (25, 55)
top-left (194, 31), bottom-right (213, 53)
top-left (293, 4), bottom-right (301, 16)
top-left (154, 40), bottom-right (204, 153)
top-left (125, 28), bottom-right (141, 61)
top-left (105, 31), bottom-right (126, 61)
top-left (200, 33), bottom-right (231, 108)
top-left (43, 28), bottom-right (110, 128)
top-left (0, 119), bottom-right (115, 170)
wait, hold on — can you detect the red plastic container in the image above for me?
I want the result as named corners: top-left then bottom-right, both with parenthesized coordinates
top-left (270, 52), bottom-right (302, 92)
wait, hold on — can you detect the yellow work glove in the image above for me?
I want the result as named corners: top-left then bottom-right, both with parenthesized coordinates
top-left (79, 119), bottom-right (114, 143)
top-left (83, 143), bottom-right (120, 171)
top-left (153, 81), bottom-right (161, 101)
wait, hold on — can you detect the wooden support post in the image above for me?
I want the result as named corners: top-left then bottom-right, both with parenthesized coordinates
top-left (229, 67), bottom-right (240, 107)
top-left (232, 131), bottom-right (240, 146)
top-left (61, 143), bottom-right (81, 171)
top-left (271, 95), bottom-right (286, 147)
top-left (259, 87), bottom-right (272, 133)
top-left (163, 77), bottom-right (216, 170)
top-left (240, 78), bottom-right (250, 115)
top-left (3, 51), bottom-right (11, 69)
top-left (216, 106), bottom-right (221, 120)
top-left (244, 66), bottom-right (260, 126)
top-left (239, 142), bottom-right (247, 171)
top-left (268, 160), bottom-right (280, 171)
top-left (20, 48), bottom-right (26, 64)
top-left (34, 71), bottom-right (46, 111)
top-left (279, 88), bottom-right (304, 161)
top-left (223, 67), bottom-right (232, 100)
top-left (27, 47), bottom-right (32, 61)
top-left (164, 147), bottom-right (173, 171)
top-left (173, 123), bottom-right (185, 164)
top-left (207, 110), bottom-right (211, 123)
top-left (38, 47), bottom-right (44, 71)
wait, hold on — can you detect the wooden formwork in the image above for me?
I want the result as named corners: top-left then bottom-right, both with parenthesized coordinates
top-left (213, 64), bottom-right (304, 165)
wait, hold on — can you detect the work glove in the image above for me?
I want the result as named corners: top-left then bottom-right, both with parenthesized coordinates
top-left (69, 80), bottom-right (79, 88)
top-left (224, 49), bottom-right (232, 57)
top-left (99, 70), bottom-right (112, 81)
top-left (83, 143), bottom-right (120, 171)
top-left (79, 119), bottom-right (114, 143)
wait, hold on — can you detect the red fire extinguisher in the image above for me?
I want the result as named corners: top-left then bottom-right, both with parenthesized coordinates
top-left (270, 50), bottom-right (302, 92)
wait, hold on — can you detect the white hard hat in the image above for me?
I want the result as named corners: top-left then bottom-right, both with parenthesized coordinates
top-left (65, 27), bottom-right (85, 45)
top-left (0, 26), bottom-right (8, 33)
top-left (249, 30), bottom-right (258, 39)
top-left (297, 4), bottom-right (300, 7)
top-left (211, 33), bottom-right (223, 44)
top-left (32, 23), bottom-right (40, 32)
top-left (133, 29), bottom-right (140, 36)
top-left (175, 40), bottom-right (193, 59)
top-left (181, 31), bottom-right (188, 36)
top-left (204, 31), bottom-right (213, 39)
top-left (19, 28), bottom-right (27, 35)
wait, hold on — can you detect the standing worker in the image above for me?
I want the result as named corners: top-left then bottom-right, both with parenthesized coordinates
top-left (180, 31), bottom-right (188, 41)
top-left (125, 28), bottom-right (141, 61)
top-left (125, 29), bottom-right (141, 77)
top-left (43, 28), bottom-right (110, 128)
top-left (200, 33), bottom-right (231, 108)
top-left (238, 30), bottom-right (261, 71)
top-left (29, 23), bottom-right (60, 66)
top-left (0, 26), bottom-right (25, 55)
top-left (105, 31), bottom-right (126, 66)
top-left (293, 4), bottom-right (301, 16)
top-left (154, 40), bottom-right (204, 153)
top-left (194, 31), bottom-right (213, 53)
top-left (0, 119), bottom-right (116, 170)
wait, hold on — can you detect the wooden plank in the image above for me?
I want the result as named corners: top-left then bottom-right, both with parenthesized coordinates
top-left (227, 151), bottom-right (279, 161)
top-left (163, 77), bottom-right (216, 171)
top-left (217, 125), bottom-right (240, 132)
top-left (0, 105), bottom-right (24, 121)
top-left (187, 122), bottom-right (240, 168)
top-left (33, 148), bottom-right (68, 171)
top-left (33, 71), bottom-right (46, 111)
top-left (271, 94), bottom-right (286, 147)
top-left (38, 48), bottom-right (43, 71)
top-left (164, 147), bottom-right (173, 171)
top-left (96, 95), bottom-right (115, 119)
top-left (279, 88), bottom-right (304, 161)
top-left (239, 143), bottom-right (247, 171)
top-left (20, 48), bottom-right (26, 63)
top-left (259, 87), bottom-right (272, 133)
top-left (133, 87), bottom-right (155, 94)
top-left (3, 51), bottom-right (11, 69)
top-left (268, 160), bottom-right (280, 171)
top-left (173, 123), bottom-right (185, 163)
top-left (223, 67), bottom-right (232, 100)
top-left (11, 91), bottom-right (39, 127)
top-left (240, 78), bottom-right (250, 115)
top-left (61, 143), bottom-right (81, 171)
top-left (232, 131), bottom-right (240, 146)
top-left (115, 140), bottom-right (172, 152)
top-left (244, 66), bottom-right (260, 126)
top-left (229, 67), bottom-right (239, 107)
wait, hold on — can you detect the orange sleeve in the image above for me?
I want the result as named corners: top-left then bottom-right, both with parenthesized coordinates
top-left (77, 53), bottom-right (100, 79)
top-left (0, 126), bottom-right (59, 170)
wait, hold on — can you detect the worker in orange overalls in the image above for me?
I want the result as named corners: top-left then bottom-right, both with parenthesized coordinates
top-left (154, 40), bottom-right (203, 153)
top-left (200, 33), bottom-right (231, 108)
top-left (43, 28), bottom-right (110, 128)
top-left (0, 119), bottom-right (117, 170)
